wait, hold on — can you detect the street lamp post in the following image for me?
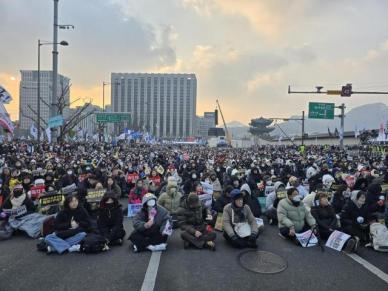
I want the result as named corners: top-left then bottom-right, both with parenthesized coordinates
top-left (37, 39), bottom-right (68, 143)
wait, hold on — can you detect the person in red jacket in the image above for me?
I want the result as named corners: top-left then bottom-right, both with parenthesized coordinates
top-left (128, 180), bottom-right (148, 204)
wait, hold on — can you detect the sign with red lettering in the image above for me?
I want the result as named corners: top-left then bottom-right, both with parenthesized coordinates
top-left (30, 185), bottom-right (46, 199)
top-left (127, 173), bottom-right (139, 184)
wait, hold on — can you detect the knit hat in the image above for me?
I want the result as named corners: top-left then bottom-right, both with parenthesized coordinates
top-left (240, 183), bottom-right (251, 196)
top-left (230, 189), bottom-right (243, 200)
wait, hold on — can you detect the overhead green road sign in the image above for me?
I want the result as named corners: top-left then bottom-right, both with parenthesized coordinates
top-left (48, 115), bottom-right (64, 128)
top-left (96, 112), bottom-right (131, 123)
top-left (308, 102), bottom-right (335, 120)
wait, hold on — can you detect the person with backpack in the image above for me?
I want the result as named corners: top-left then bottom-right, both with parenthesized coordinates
top-left (129, 193), bottom-right (172, 252)
top-left (367, 215), bottom-right (388, 252)
top-left (222, 189), bottom-right (259, 249)
top-left (43, 195), bottom-right (91, 254)
top-left (97, 192), bottom-right (125, 246)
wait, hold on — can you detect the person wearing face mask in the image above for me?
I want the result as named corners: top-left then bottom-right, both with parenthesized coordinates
top-left (177, 193), bottom-right (216, 251)
top-left (97, 192), bottom-right (125, 246)
top-left (208, 171), bottom-right (222, 201)
top-left (59, 168), bottom-right (77, 188)
top-left (129, 193), bottom-right (171, 252)
top-left (2, 184), bottom-right (50, 238)
top-left (157, 180), bottom-right (182, 227)
top-left (222, 189), bottom-right (259, 249)
top-left (277, 188), bottom-right (316, 243)
top-left (310, 192), bottom-right (339, 239)
top-left (341, 191), bottom-right (370, 243)
top-left (128, 179), bottom-right (148, 204)
top-left (21, 173), bottom-right (33, 193)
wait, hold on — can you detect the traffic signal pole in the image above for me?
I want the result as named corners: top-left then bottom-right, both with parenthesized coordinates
top-left (288, 84), bottom-right (388, 148)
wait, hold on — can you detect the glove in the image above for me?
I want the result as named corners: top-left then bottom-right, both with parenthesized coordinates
top-left (356, 216), bottom-right (364, 224)
top-left (230, 235), bottom-right (238, 241)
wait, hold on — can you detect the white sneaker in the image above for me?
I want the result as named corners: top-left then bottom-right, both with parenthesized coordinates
top-left (68, 244), bottom-right (81, 253)
top-left (148, 243), bottom-right (167, 252)
top-left (46, 246), bottom-right (53, 254)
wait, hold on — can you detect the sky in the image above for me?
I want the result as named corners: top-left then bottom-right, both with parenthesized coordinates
top-left (1, 0), bottom-right (388, 124)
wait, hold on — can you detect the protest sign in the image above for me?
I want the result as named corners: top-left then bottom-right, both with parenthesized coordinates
top-left (127, 203), bottom-right (142, 217)
top-left (325, 230), bottom-right (351, 251)
top-left (215, 213), bottom-right (223, 231)
top-left (86, 189), bottom-right (106, 203)
top-left (30, 185), bottom-right (46, 199)
top-left (3, 205), bottom-right (27, 217)
top-left (61, 183), bottom-right (77, 195)
top-left (295, 230), bottom-right (318, 247)
top-left (198, 193), bottom-right (213, 208)
top-left (39, 192), bottom-right (64, 207)
top-left (201, 181), bottom-right (214, 195)
top-left (276, 190), bottom-right (287, 200)
top-left (127, 173), bottom-right (139, 184)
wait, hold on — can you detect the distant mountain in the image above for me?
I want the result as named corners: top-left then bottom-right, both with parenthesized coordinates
top-left (226, 121), bottom-right (248, 128)
top-left (270, 102), bottom-right (388, 137)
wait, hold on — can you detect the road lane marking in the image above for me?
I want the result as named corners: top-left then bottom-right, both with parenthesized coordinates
top-left (141, 252), bottom-right (162, 291)
top-left (346, 253), bottom-right (388, 284)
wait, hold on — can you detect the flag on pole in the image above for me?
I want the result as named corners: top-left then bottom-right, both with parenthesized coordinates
top-left (45, 127), bottom-right (51, 143)
top-left (0, 103), bottom-right (14, 134)
top-left (0, 85), bottom-right (12, 104)
top-left (30, 124), bottom-right (38, 140)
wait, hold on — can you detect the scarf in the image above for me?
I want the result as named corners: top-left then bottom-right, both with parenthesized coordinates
top-left (11, 193), bottom-right (26, 209)
top-left (231, 202), bottom-right (245, 222)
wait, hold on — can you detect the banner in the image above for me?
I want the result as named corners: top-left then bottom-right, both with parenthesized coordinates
top-left (30, 124), bottom-right (38, 140)
top-left (198, 193), bottom-right (213, 208)
top-left (86, 189), bottom-right (106, 203)
top-left (127, 203), bottom-right (142, 217)
top-left (325, 230), bottom-right (351, 251)
top-left (295, 230), bottom-right (318, 247)
top-left (39, 192), bottom-right (64, 207)
top-left (46, 127), bottom-right (51, 143)
top-left (0, 85), bottom-right (12, 104)
top-left (127, 173), bottom-right (139, 184)
top-left (61, 183), bottom-right (78, 195)
top-left (0, 102), bottom-right (14, 134)
top-left (2, 205), bottom-right (27, 217)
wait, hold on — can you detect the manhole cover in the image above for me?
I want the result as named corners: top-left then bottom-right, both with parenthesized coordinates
top-left (238, 251), bottom-right (287, 274)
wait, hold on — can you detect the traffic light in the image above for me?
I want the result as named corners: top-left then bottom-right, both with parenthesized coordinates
top-left (341, 83), bottom-right (352, 97)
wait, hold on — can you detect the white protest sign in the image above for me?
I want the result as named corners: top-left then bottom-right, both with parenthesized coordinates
top-left (295, 230), bottom-right (318, 247)
top-left (198, 193), bottom-right (213, 208)
top-left (325, 230), bottom-right (351, 251)
top-left (201, 181), bottom-right (214, 195)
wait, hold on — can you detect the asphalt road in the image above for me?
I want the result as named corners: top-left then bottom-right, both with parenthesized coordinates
top-left (1, 209), bottom-right (387, 291)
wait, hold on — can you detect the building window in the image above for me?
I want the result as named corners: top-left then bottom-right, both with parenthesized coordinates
top-left (153, 78), bottom-right (158, 135)
top-left (166, 78), bottom-right (171, 137)
top-left (173, 78), bottom-right (178, 137)
top-left (179, 78), bottom-right (184, 137)
top-left (160, 77), bottom-right (164, 137)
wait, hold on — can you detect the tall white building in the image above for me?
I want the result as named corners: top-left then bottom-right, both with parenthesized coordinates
top-left (111, 73), bottom-right (197, 138)
top-left (19, 70), bottom-right (70, 130)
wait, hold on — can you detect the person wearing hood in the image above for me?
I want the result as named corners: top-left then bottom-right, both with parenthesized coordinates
top-left (341, 191), bottom-right (370, 243)
top-left (265, 181), bottom-right (286, 225)
top-left (58, 168), bottom-right (77, 188)
top-left (247, 167), bottom-right (262, 195)
top-left (209, 171), bottom-right (222, 201)
top-left (97, 192), bottom-right (125, 246)
top-left (44, 195), bottom-right (91, 254)
top-left (241, 183), bottom-right (262, 218)
top-left (177, 193), bottom-right (216, 250)
top-left (222, 189), bottom-right (259, 249)
top-left (277, 187), bottom-right (316, 243)
top-left (21, 173), bottom-right (33, 193)
top-left (366, 183), bottom-right (385, 217)
top-left (310, 192), bottom-right (338, 239)
top-left (157, 180), bottom-right (182, 227)
top-left (129, 193), bottom-right (171, 252)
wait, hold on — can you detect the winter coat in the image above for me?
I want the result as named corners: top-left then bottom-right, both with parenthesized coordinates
top-left (241, 183), bottom-right (262, 217)
top-left (132, 205), bottom-right (171, 234)
top-left (311, 204), bottom-right (337, 232)
top-left (157, 184), bottom-right (182, 214)
top-left (106, 183), bottom-right (122, 200)
top-left (2, 194), bottom-right (35, 218)
top-left (54, 206), bottom-right (91, 238)
top-left (277, 198), bottom-right (316, 232)
top-left (222, 203), bottom-right (258, 238)
top-left (341, 199), bottom-right (369, 229)
top-left (176, 198), bottom-right (209, 234)
top-left (366, 183), bottom-right (385, 214)
top-left (213, 192), bottom-right (231, 213)
top-left (97, 196), bottom-right (124, 237)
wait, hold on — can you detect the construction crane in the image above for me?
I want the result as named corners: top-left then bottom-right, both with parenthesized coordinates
top-left (216, 99), bottom-right (232, 145)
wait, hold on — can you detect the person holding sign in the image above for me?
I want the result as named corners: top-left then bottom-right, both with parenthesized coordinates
top-left (97, 192), bottom-right (125, 246)
top-left (222, 189), bottom-right (259, 249)
top-left (129, 193), bottom-right (172, 252)
top-left (44, 195), bottom-right (91, 254)
top-left (277, 188), bottom-right (317, 244)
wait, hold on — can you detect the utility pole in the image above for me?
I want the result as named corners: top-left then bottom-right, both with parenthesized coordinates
top-left (301, 110), bottom-right (305, 146)
top-left (337, 103), bottom-right (346, 149)
top-left (267, 112), bottom-right (305, 146)
top-left (51, 0), bottom-right (59, 141)
top-left (37, 40), bottom-right (41, 143)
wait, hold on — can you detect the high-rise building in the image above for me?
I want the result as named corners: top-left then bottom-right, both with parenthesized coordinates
top-left (111, 73), bottom-right (197, 138)
top-left (19, 70), bottom-right (70, 130)
top-left (194, 112), bottom-right (216, 137)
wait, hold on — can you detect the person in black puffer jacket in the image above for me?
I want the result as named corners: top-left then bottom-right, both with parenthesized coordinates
top-left (366, 183), bottom-right (385, 217)
top-left (97, 192), bottom-right (125, 246)
top-left (44, 195), bottom-right (91, 254)
top-left (311, 192), bottom-right (338, 239)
